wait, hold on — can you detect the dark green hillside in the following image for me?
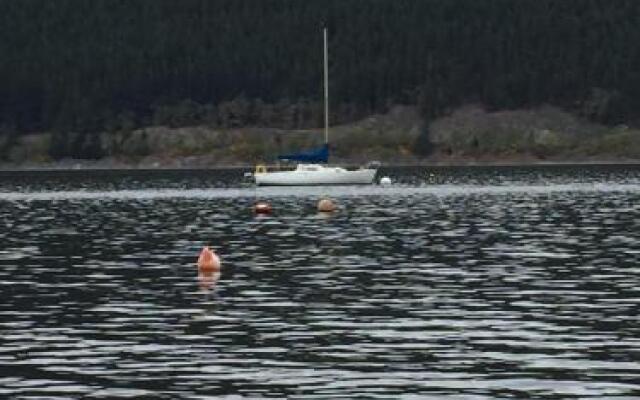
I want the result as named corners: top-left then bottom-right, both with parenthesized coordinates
top-left (0, 0), bottom-right (639, 159)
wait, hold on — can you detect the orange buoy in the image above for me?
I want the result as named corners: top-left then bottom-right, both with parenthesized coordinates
top-left (317, 198), bottom-right (337, 212)
top-left (253, 201), bottom-right (272, 214)
top-left (197, 246), bottom-right (221, 271)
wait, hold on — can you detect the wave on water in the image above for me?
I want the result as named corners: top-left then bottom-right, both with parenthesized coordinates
top-left (2, 183), bottom-right (640, 201)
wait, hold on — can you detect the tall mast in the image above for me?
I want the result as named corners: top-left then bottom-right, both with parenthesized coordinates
top-left (323, 27), bottom-right (329, 144)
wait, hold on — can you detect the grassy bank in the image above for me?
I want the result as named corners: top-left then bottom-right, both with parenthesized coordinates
top-left (428, 105), bottom-right (640, 162)
top-left (2, 105), bottom-right (640, 169)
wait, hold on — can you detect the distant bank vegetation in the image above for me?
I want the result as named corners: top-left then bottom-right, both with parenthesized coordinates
top-left (2, 104), bottom-right (639, 167)
top-left (428, 105), bottom-right (640, 161)
top-left (0, 0), bottom-right (639, 164)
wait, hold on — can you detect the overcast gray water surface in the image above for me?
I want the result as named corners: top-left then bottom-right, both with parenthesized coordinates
top-left (1, 166), bottom-right (639, 399)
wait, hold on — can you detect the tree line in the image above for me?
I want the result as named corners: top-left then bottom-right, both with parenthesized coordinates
top-left (0, 0), bottom-right (638, 159)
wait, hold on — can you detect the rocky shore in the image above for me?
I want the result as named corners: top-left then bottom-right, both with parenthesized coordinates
top-left (2, 105), bottom-right (640, 170)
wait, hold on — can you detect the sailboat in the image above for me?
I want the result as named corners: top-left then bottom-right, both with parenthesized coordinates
top-left (253, 28), bottom-right (379, 186)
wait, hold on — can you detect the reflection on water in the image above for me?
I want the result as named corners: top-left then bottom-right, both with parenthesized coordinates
top-left (1, 166), bottom-right (640, 398)
top-left (198, 270), bottom-right (221, 292)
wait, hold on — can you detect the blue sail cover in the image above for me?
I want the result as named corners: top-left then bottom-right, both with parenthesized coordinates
top-left (278, 143), bottom-right (329, 163)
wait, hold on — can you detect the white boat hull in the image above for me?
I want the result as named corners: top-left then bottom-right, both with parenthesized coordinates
top-left (255, 168), bottom-right (377, 186)
top-left (253, 31), bottom-right (378, 187)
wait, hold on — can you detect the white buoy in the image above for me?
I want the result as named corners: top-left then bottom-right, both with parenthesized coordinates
top-left (380, 176), bottom-right (392, 186)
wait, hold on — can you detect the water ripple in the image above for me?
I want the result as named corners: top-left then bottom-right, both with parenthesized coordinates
top-left (1, 166), bottom-right (639, 398)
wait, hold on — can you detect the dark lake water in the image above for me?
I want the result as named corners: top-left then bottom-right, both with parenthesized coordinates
top-left (1, 165), bottom-right (640, 399)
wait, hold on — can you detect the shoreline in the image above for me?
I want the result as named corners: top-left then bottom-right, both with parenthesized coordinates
top-left (2, 158), bottom-right (640, 172)
top-left (4, 105), bottom-right (640, 172)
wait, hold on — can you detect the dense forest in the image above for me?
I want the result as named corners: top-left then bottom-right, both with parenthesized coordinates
top-left (0, 0), bottom-right (639, 159)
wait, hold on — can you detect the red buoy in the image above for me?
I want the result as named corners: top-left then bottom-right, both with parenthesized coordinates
top-left (253, 201), bottom-right (273, 214)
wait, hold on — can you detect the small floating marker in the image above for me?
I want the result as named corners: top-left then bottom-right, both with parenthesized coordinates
top-left (380, 176), bottom-right (392, 186)
top-left (197, 246), bottom-right (221, 271)
top-left (317, 198), bottom-right (337, 212)
top-left (253, 201), bottom-right (273, 214)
